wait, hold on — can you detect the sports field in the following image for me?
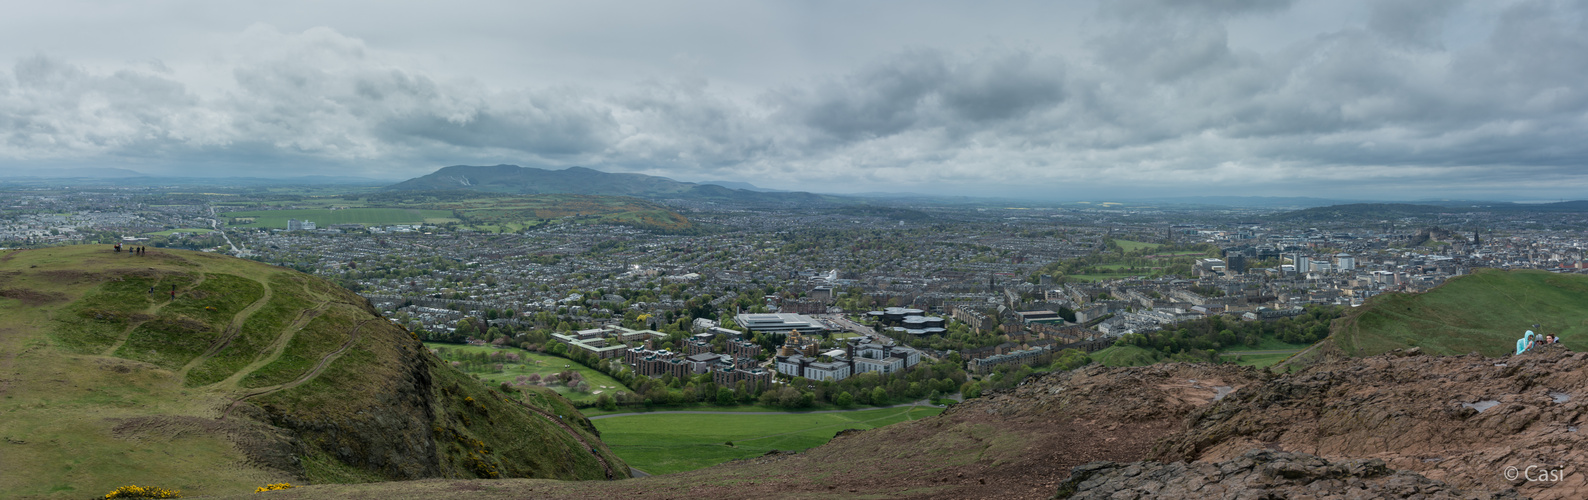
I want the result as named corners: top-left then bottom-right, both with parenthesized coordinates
top-left (220, 208), bottom-right (457, 228)
top-left (592, 405), bottom-right (944, 474)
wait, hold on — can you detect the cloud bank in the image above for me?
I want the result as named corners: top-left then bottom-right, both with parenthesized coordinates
top-left (1, 0), bottom-right (1586, 200)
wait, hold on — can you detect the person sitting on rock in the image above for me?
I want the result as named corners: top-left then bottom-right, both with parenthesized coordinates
top-left (1516, 330), bottom-right (1535, 355)
top-left (1544, 334), bottom-right (1558, 345)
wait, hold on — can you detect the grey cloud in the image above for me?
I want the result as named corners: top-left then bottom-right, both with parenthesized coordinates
top-left (1369, 0), bottom-right (1464, 48)
top-left (1100, 0), bottom-right (1296, 22)
top-left (0, 55), bottom-right (205, 156)
top-left (4, 2), bottom-right (1588, 198)
top-left (775, 48), bottom-right (1067, 143)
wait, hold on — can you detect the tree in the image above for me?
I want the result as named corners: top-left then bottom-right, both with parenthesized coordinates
top-left (716, 387), bottom-right (735, 405)
top-left (870, 386), bottom-right (888, 405)
top-left (835, 391), bottom-right (854, 408)
top-left (961, 381), bottom-right (982, 399)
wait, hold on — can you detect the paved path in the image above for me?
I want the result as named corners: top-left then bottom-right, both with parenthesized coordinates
top-left (1218, 349), bottom-right (1304, 356)
top-left (588, 399), bottom-right (940, 420)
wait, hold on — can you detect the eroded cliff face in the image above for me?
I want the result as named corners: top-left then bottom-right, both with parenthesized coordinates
top-left (252, 325), bottom-right (444, 480)
top-left (1155, 346), bottom-right (1586, 499)
top-left (240, 293), bottom-right (622, 483)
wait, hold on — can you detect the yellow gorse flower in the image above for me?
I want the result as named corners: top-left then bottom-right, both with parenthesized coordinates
top-left (254, 482), bottom-right (296, 492)
top-left (103, 485), bottom-right (182, 499)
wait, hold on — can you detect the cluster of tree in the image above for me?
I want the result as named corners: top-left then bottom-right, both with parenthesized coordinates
top-left (958, 348), bottom-right (1092, 399)
top-left (1188, 285), bottom-right (1227, 298)
top-left (543, 334), bottom-right (971, 411)
top-left (778, 359), bottom-right (969, 409)
top-left (882, 319), bottom-right (1007, 354)
top-left (1112, 306), bottom-right (1342, 363)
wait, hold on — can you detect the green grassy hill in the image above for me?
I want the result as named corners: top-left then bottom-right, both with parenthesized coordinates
top-left (1091, 345), bottom-right (1164, 367)
top-left (0, 246), bottom-right (623, 498)
top-left (1329, 269), bottom-right (1588, 357)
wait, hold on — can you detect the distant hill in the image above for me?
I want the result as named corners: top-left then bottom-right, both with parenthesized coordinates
top-left (698, 180), bottom-right (786, 192)
top-left (385, 165), bottom-right (828, 204)
top-left (1326, 269), bottom-right (1588, 357)
top-left (0, 167), bottom-right (147, 178)
top-left (1273, 200), bottom-right (1588, 222)
top-left (1270, 203), bottom-right (1450, 222)
top-left (0, 246), bottom-right (623, 497)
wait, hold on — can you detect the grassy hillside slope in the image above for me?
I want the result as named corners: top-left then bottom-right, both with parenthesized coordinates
top-left (1091, 345), bottom-right (1164, 367)
top-left (0, 246), bottom-right (623, 498)
top-left (1329, 269), bottom-right (1588, 357)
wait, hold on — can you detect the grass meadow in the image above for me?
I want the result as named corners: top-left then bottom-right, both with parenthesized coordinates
top-left (592, 405), bottom-right (944, 474)
top-left (424, 343), bottom-right (631, 404)
top-left (1113, 239), bottom-right (1163, 252)
top-left (1333, 269), bottom-right (1588, 356)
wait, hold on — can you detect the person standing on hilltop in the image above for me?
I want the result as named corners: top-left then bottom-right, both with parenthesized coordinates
top-left (1516, 330), bottom-right (1535, 355)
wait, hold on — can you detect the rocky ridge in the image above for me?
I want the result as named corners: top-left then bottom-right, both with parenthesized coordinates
top-left (1157, 345), bottom-right (1586, 499)
top-left (1056, 449), bottom-right (1520, 500)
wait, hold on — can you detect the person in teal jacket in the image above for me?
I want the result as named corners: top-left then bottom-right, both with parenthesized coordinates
top-left (1516, 330), bottom-right (1534, 355)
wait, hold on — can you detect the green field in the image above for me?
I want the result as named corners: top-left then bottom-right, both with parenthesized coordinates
top-left (1331, 269), bottom-right (1588, 357)
top-left (593, 405), bottom-right (944, 474)
top-left (1113, 239), bottom-right (1163, 252)
top-left (425, 343), bottom-right (631, 403)
top-left (221, 208), bottom-right (457, 228)
top-left (1230, 352), bottom-right (1294, 367)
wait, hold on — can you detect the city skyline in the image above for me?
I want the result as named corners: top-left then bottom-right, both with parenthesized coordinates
top-left (2, 0), bottom-right (1586, 201)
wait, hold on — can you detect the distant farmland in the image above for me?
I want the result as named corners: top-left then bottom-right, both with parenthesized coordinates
top-left (220, 208), bottom-right (457, 228)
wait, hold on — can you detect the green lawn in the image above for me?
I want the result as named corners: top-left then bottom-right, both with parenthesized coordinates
top-left (221, 208), bottom-right (457, 228)
top-left (1114, 239), bottom-right (1163, 252)
top-left (593, 405), bottom-right (944, 474)
top-left (1219, 337), bottom-right (1314, 353)
top-left (1230, 352), bottom-right (1294, 368)
top-left (424, 343), bottom-right (631, 403)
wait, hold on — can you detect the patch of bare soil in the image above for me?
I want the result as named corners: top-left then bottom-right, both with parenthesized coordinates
top-left (109, 414), bottom-right (306, 478)
top-left (0, 288), bottom-right (68, 306)
top-left (37, 269), bottom-right (102, 284)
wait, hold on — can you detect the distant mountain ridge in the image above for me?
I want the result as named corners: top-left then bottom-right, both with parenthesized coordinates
top-left (385, 164), bottom-right (827, 203)
top-left (1271, 200), bottom-right (1588, 222)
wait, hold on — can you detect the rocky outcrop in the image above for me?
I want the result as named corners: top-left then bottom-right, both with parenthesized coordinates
top-left (1055, 449), bottom-right (1519, 499)
top-left (1157, 345), bottom-right (1587, 499)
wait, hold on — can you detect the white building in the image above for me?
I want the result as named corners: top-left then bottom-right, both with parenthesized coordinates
top-left (1336, 253), bottom-right (1355, 271)
top-left (735, 313), bottom-right (827, 335)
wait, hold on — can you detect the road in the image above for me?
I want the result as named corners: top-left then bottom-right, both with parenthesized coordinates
top-left (822, 314), bottom-right (940, 362)
top-left (588, 399), bottom-right (942, 420)
top-left (207, 205), bottom-right (244, 255)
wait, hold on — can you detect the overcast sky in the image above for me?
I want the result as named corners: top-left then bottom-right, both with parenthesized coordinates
top-left (1, 0), bottom-right (1585, 201)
